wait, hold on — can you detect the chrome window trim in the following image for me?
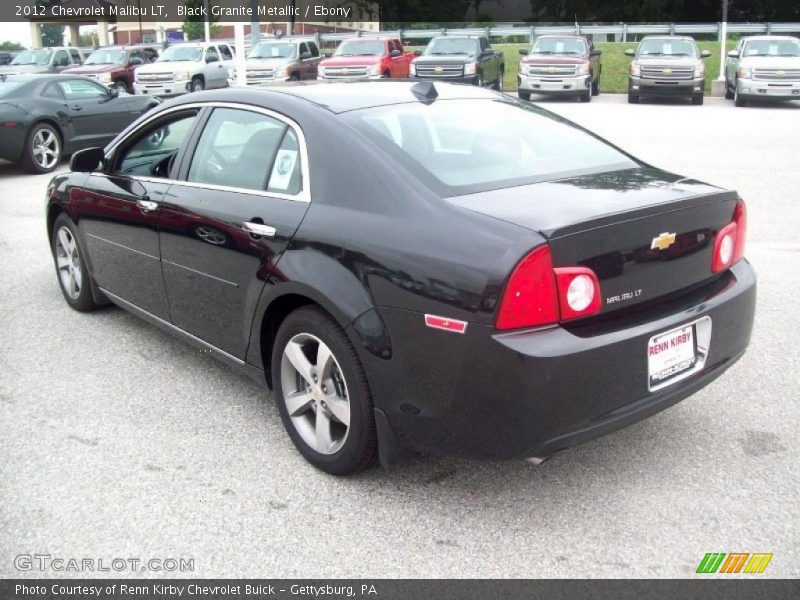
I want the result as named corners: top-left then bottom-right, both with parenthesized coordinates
top-left (104, 101), bottom-right (312, 204)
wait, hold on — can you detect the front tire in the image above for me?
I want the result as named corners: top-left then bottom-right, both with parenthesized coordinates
top-left (692, 94), bottom-right (704, 105)
top-left (22, 123), bottom-right (61, 174)
top-left (628, 93), bottom-right (639, 104)
top-left (580, 90), bottom-right (591, 102)
top-left (734, 83), bottom-right (746, 107)
top-left (51, 214), bottom-right (100, 312)
top-left (518, 90), bottom-right (531, 101)
top-left (724, 79), bottom-right (734, 100)
top-left (189, 76), bottom-right (204, 93)
top-left (272, 306), bottom-right (377, 475)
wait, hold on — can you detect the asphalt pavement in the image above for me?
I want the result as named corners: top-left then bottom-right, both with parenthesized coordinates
top-left (0, 94), bottom-right (797, 578)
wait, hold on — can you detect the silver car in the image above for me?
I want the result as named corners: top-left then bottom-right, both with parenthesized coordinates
top-left (230, 39), bottom-right (322, 86)
top-left (626, 36), bottom-right (710, 105)
top-left (724, 35), bottom-right (800, 107)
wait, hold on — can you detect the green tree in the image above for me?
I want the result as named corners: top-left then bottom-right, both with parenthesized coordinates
top-left (181, 0), bottom-right (221, 41)
top-left (34, 0), bottom-right (63, 46)
top-left (0, 41), bottom-right (25, 51)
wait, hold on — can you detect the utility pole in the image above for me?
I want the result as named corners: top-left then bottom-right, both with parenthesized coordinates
top-left (718, 0), bottom-right (728, 80)
top-left (204, 0), bottom-right (211, 42)
top-left (251, 0), bottom-right (260, 45)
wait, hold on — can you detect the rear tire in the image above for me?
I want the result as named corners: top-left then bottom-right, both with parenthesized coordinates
top-left (272, 306), bottom-right (378, 475)
top-left (51, 214), bottom-right (100, 312)
top-left (495, 71), bottom-right (504, 91)
top-left (22, 122), bottom-right (62, 174)
top-left (627, 93), bottom-right (639, 104)
top-left (518, 90), bottom-right (531, 101)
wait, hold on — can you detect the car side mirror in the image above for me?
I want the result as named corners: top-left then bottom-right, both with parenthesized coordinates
top-left (70, 147), bottom-right (105, 172)
top-left (700, 49), bottom-right (712, 58)
top-left (323, 51), bottom-right (331, 58)
top-left (206, 55), bottom-right (219, 63)
top-left (300, 51), bottom-right (312, 59)
top-left (624, 48), bottom-right (636, 56)
top-left (414, 50), bottom-right (422, 56)
top-left (727, 50), bottom-right (740, 58)
top-left (129, 57), bottom-right (143, 66)
top-left (390, 49), bottom-right (401, 57)
top-left (519, 49), bottom-right (529, 56)
top-left (108, 87), bottom-right (119, 99)
top-left (590, 49), bottom-right (602, 56)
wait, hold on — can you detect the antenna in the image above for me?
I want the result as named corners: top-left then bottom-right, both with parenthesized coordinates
top-left (411, 81), bottom-right (438, 103)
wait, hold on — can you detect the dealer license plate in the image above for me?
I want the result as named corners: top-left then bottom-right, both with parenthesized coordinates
top-left (647, 323), bottom-right (698, 390)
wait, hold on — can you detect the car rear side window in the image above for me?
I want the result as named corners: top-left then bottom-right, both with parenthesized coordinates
top-left (187, 107), bottom-right (301, 195)
top-left (53, 50), bottom-right (69, 67)
top-left (69, 49), bottom-right (82, 64)
top-left (349, 99), bottom-right (638, 195)
top-left (218, 44), bottom-right (233, 61)
top-left (308, 42), bottom-right (320, 57)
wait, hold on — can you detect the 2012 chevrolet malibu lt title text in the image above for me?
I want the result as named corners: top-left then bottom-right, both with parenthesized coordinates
top-left (46, 82), bottom-right (756, 475)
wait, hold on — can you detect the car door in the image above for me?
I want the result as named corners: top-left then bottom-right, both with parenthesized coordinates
top-left (56, 78), bottom-right (130, 148)
top-left (204, 46), bottom-right (225, 87)
top-left (306, 41), bottom-right (322, 78)
top-left (479, 38), bottom-right (496, 83)
top-left (77, 109), bottom-right (202, 319)
top-left (159, 105), bottom-right (311, 358)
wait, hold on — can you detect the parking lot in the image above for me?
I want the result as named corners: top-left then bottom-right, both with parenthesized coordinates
top-left (0, 94), bottom-right (798, 578)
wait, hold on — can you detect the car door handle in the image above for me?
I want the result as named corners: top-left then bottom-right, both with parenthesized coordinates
top-left (70, 104), bottom-right (83, 111)
top-left (137, 199), bottom-right (159, 212)
top-left (243, 221), bottom-right (276, 237)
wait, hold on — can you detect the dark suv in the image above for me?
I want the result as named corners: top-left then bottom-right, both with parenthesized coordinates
top-left (64, 46), bottom-right (159, 94)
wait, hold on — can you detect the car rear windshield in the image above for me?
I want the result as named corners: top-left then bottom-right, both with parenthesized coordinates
top-left (638, 38), bottom-right (697, 57)
top-left (348, 98), bottom-right (638, 195)
top-left (531, 37), bottom-right (587, 55)
top-left (335, 40), bottom-right (385, 57)
top-left (11, 50), bottom-right (52, 66)
top-left (743, 39), bottom-right (800, 57)
top-left (425, 38), bottom-right (478, 56)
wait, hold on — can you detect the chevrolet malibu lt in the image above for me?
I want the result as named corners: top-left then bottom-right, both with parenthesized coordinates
top-left (46, 82), bottom-right (756, 474)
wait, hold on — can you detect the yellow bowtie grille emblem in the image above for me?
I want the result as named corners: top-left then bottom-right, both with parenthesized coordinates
top-left (777, 70), bottom-right (786, 76)
top-left (651, 232), bottom-right (677, 251)
top-left (341, 68), bottom-right (349, 74)
top-left (548, 67), bottom-right (556, 74)
top-left (434, 66), bottom-right (443, 74)
top-left (662, 68), bottom-right (672, 75)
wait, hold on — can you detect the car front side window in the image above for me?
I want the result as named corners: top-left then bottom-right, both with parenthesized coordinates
top-left (58, 79), bottom-right (109, 100)
top-left (116, 111), bottom-right (199, 178)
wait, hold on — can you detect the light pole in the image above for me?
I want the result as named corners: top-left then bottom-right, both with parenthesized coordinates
top-left (718, 0), bottom-right (728, 81)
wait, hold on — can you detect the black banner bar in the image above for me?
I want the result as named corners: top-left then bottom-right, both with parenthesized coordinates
top-left (0, 580), bottom-right (798, 600)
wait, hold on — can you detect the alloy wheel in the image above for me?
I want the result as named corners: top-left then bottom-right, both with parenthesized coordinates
top-left (280, 333), bottom-right (350, 455)
top-left (55, 226), bottom-right (82, 299)
top-left (194, 226), bottom-right (228, 245)
top-left (32, 128), bottom-right (60, 170)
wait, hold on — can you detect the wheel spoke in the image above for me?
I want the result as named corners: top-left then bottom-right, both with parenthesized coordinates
top-left (284, 340), bottom-right (314, 384)
top-left (316, 343), bottom-right (334, 379)
top-left (325, 395), bottom-right (350, 427)
top-left (58, 228), bottom-right (71, 253)
top-left (56, 255), bottom-right (70, 269)
top-left (315, 409), bottom-right (333, 453)
top-left (284, 390), bottom-right (315, 416)
top-left (70, 272), bottom-right (80, 296)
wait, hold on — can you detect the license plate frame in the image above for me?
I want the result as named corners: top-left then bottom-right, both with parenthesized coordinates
top-left (647, 317), bottom-right (712, 392)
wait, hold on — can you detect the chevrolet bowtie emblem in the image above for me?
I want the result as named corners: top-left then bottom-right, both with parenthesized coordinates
top-left (651, 232), bottom-right (677, 250)
top-left (777, 70), bottom-right (786, 76)
top-left (434, 66), bottom-right (443, 73)
top-left (662, 68), bottom-right (672, 75)
top-left (547, 67), bottom-right (556, 73)
top-left (341, 68), bottom-right (349, 74)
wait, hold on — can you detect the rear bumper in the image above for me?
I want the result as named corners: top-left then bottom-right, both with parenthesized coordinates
top-left (364, 260), bottom-right (756, 461)
top-left (518, 73), bottom-right (590, 94)
top-left (737, 77), bottom-right (800, 100)
top-left (630, 76), bottom-right (704, 97)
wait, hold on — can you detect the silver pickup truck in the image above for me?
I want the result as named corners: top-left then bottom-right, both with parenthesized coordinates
top-left (724, 35), bottom-right (800, 107)
top-left (230, 39), bottom-right (322, 86)
top-left (626, 36), bottom-right (710, 105)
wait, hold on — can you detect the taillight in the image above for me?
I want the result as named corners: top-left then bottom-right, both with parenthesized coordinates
top-left (495, 246), bottom-right (602, 330)
top-left (495, 246), bottom-right (559, 330)
top-left (712, 200), bottom-right (747, 273)
top-left (554, 267), bottom-right (602, 321)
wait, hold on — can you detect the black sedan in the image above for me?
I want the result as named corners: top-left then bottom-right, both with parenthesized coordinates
top-left (45, 82), bottom-right (756, 474)
top-left (0, 74), bottom-right (159, 173)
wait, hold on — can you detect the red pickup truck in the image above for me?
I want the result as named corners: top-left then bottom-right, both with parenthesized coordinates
top-left (318, 37), bottom-right (414, 80)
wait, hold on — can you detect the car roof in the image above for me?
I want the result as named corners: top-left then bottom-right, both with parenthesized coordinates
top-left (171, 81), bottom-right (502, 114)
top-left (641, 35), bottom-right (695, 41)
top-left (742, 35), bottom-right (799, 41)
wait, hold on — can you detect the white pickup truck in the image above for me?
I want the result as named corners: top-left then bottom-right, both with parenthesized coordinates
top-left (725, 35), bottom-right (800, 107)
top-left (134, 42), bottom-right (235, 96)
